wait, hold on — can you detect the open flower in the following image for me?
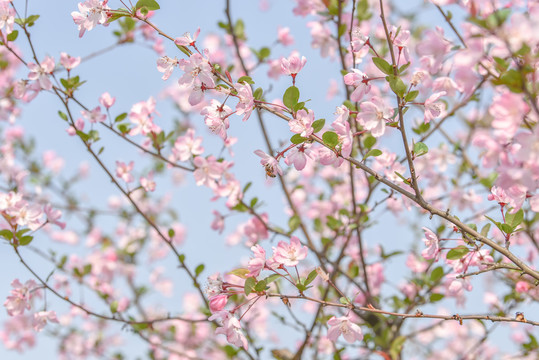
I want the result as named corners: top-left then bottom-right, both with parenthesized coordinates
top-left (272, 236), bottom-right (308, 267)
top-left (327, 314), bottom-right (363, 343)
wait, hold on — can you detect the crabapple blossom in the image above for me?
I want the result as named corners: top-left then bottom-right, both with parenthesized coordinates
top-left (193, 156), bottom-right (223, 186)
top-left (209, 294), bottom-right (228, 313)
top-left (81, 106), bottom-right (106, 124)
top-left (172, 128), bottom-right (204, 162)
top-left (421, 227), bottom-right (440, 261)
top-left (277, 26), bottom-right (294, 46)
top-left (423, 91), bottom-right (446, 123)
top-left (3, 279), bottom-right (41, 316)
top-left (27, 56), bottom-right (55, 91)
top-left (356, 97), bottom-right (392, 137)
top-left (344, 69), bottom-right (371, 102)
top-left (99, 92), bottom-right (115, 109)
top-left (289, 109), bottom-right (315, 137)
top-left (115, 161), bottom-right (134, 183)
top-left (156, 56), bottom-right (179, 80)
top-left (272, 236), bottom-right (308, 267)
top-left (60, 52), bottom-right (81, 70)
top-left (284, 143), bottom-right (312, 171)
top-left (327, 314), bottom-right (363, 343)
top-left (280, 53), bottom-right (307, 84)
top-left (71, 0), bottom-right (110, 38)
top-left (140, 172), bottom-right (156, 192)
top-left (208, 311), bottom-right (248, 350)
top-left (254, 150), bottom-right (283, 177)
top-left (201, 99), bottom-right (232, 139)
top-left (247, 244), bottom-right (266, 277)
top-left (0, 2), bottom-right (15, 35)
top-left (32, 311), bottom-right (59, 332)
top-left (174, 28), bottom-right (201, 47)
top-left (128, 97), bottom-right (161, 136)
top-left (234, 82), bottom-right (255, 121)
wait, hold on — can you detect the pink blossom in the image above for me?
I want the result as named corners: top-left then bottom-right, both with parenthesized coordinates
top-left (307, 21), bottom-right (337, 58)
top-left (71, 0), bottom-right (110, 38)
top-left (277, 26), bottom-right (294, 46)
top-left (172, 128), bottom-right (204, 162)
top-left (193, 156), bottom-right (223, 186)
top-left (27, 56), bottom-right (55, 90)
top-left (128, 97), bottom-right (161, 136)
top-left (284, 143), bottom-right (312, 171)
top-left (254, 150), bottom-right (283, 177)
top-left (416, 27), bottom-right (451, 74)
top-left (421, 227), bottom-right (440, 260)
top-left (0, 2), bottom-right (15, 35)
top-left (201, 100), bottom-right (232, 140)
top-left (327, 314), bottom-right (363, 343)
top-left (272, 236), bottom-right (308, 267)
top-left (281, 53), bottom-right (307, 84)
top-left (234, 82), bottom-right (255, 121)
top-left (33, 311), bottom-right (59, 332)
top-left (156, 56), bottom-right (179, 80)
top-left (209, 294), bottom-right (228, 312)
top-left (115, 161), bottom-right (134, 183)
top-left (344, 69), bottom-right (371, 102)
top-left (357, 97), bottom-right (392, 137)
top-left (208, 311), bottom-right (248, 350)
top-left (289, 109), bottom-right (315, 137)
top-left (43, 204), bottom-right (66, 229)
top-left (3, 279), bottom-right (41, 316)
top-left (60, 52), bottom-right (81, 70)
top-left (515, 281), bottom-right (530, 293)
top-left (247, 244), bottom-right (266, 277)
top-left (7, 201), bottom-right (43, 231)
top-left (351, 26), bottom-right (369, 52)
top-left (81, 106), bottom-right (106, 124)
top-left (99, 92), bottom-right (115, 109)
top-left (488, 186), bottom-right (512, 207)
top-left (174, 28), bottom-right (201, 47)
top-left (211, 210), bottom-right (225, 234)
top-left (178, 53), bottom-right (215, 88)
top-left (423, 91), bottom-right (446, 123)
top-left (140, 171), bottom-right (156, 192)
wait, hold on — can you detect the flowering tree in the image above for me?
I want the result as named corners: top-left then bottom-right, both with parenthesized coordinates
top-left (1, 0), bottom-right (539, 359)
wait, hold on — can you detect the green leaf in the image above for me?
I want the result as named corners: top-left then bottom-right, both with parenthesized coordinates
top-left (304, 269), bottom-right (318, 286)
top-left (430, 266), bottom-right (444, 282)
top-left (398, 62), bottom-right (410, 74)
top-left (365, 149), bottom-right (382, 158)
top-left (7, 30), bottom-right (18, 42)
top-left (283, 86), bottom-right (300, 109)
top-left (446, 245), bottom-right (469, 260)
top-left (178, 254), bottom-right (185, 263)
top-left (135, 0), bottom-right (160, 11)
top-left (505, 209), bottom-right (523, 228)
top-left (288, 215), bottom-right (301, 232)
top-left (244, 277), bottom-right (256, 296)
top-left (290, 134), bottom-right (307, 144)
top-left (195, 264), bottom-right (205, 277)
top-left (254, 279), bottom-right (267, 292)
top-left (312, 119), bottom-right (325, 133)
top-left (253, 87), bottom-right (263, 100)
top-left (264, 274), bottom-right (281, 284)
top-left (229, 268), bottom-right (250, 279)
top-left (0, 230), bottom-right (13, 240)
top-left (115, 113), bottom-right (128, 123)
top-left (388, 76), bottom-right (407, 97)
top-left (363, 135), bottom-right (376, 149)
top-left (58, 111), bottom-right (68, 121)
top-left (339, 297), bottom-right (350, 305)
top-left (237, 76), bottom-right (254, 85)
top-left (258, 47), bottom-right (271, 60)
top-left (131, 322), bottom-right (149, 331)
top-left (480, 223), bottom-right (491, 237)
top-left (429, 293), bottom-right (444, 302)
top-left (413, 142), bottom-right (428, 157)
top-left (110, 301), bottom-right (118, 313)
top-left (322, 131), bottom-right (339, 147)
top-left (390, 336), bottom-right (406, 360)
top-left (292, 101), bottom-right (306, 112)
top-left (372, 57), bottom-right (393, 75)
top-left (405, 90), bottom-right (419, 102)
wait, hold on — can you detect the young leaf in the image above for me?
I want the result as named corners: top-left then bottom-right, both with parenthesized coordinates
top-left (229, 268), bottom-right (250, 279)
top-left (372, 57), bottom-right (393, 75)
top-left (237, 76), bottom-right (254, 84)
top-left (365, 149), bottom-right (382, 158)
top-left (312, 118), bottom-right (325, 133)
top-left (290, 134), bottom-right (307, 144)
top-left (304, 269), bottom-right (318, 286)
top-left (283, 86), bottom-right (300, 109)
top-left (446, 245), bottom-right (469, 260)
top-left (413, 142), bottom-right (428, 157)
top-left (244, 277), bottom-right (256, 296)
top-left (135, 0), bottom-right (160, 11)
top-left (322, 131), bottom-right (339, 147)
